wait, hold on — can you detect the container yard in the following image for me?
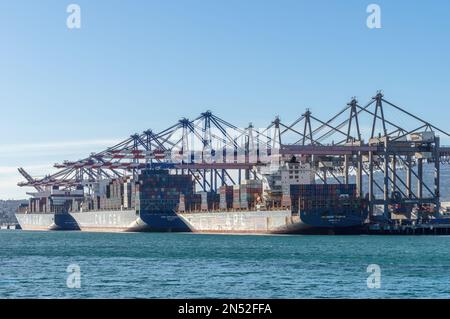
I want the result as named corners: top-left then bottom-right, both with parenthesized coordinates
top-left (14, 93), bottom-right (450, 235)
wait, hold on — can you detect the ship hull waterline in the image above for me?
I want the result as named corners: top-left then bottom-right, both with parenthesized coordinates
top-left (69, 209), bottom-right (191, 233)
top-left (177, 210), bottom-right (369, 235)
top-left (15, 213), bottom-right (80, 231)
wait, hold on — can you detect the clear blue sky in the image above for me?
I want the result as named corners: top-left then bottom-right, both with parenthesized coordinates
top-left (1, 0), bottom-right (449, 199)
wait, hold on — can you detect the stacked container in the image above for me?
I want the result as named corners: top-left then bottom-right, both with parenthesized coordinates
top-left (93, 196), bottom-right (100, 210)
top-left (290, 184), bottom-right (358, 212)
top-left (219, 186), bottom-right (234, 210)
top-left (195, 191), bottom-right (219, 210)
top-left (183, 193), bottom-right (202, 211)
top-left (281, 194), bottom-right (291, 208)
top-left (240, 180), bottom-right (263, 209)
top-left (130, 182), bottom-right (137, 209)
top-left (123, 180), bottom-right (132, 209)
top-left (45, 198), bottom-right (52, 213)
top-left (232, 185), bottom-right (241, 209)
top-left (209, 192), bottom-right (220, 210)
top-left (198, 191), bottom-right (208, 210)
top-left (137, 170), bottom-right (194, 212)
top-left (178, 194), bottom-right (187, 212)
top-left (101, 178), bottom-right (124, 210)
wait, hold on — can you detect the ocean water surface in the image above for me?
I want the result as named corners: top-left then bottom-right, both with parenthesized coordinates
top-left (0, 231), bottom-right (449, 299)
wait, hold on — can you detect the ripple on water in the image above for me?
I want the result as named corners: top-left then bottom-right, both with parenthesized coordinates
top-left (1, 231), bottom-right (450, 298)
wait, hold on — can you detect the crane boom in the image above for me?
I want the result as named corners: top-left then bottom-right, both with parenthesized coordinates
top-left (18, 167), bottom-right (44, 192)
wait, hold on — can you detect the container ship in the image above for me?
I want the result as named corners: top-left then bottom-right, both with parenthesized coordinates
top-left (16, 170), bottom-right (192, 232)
top-left (176, 162), bottom-right (369, 235)
top-left (69, 170), bottom-right (192, 232)
top-left (16, 161), bottom-right (369, 234)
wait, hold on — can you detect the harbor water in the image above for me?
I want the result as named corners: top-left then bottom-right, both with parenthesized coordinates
top-left (0, 231), bottom-right (449, 299)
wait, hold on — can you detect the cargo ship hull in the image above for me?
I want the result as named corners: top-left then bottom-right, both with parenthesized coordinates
top-left (15, 213), bottom-right (79, 231)
top-left (178, 209), bottom-right (368, 235)
top-left (69, 209), bottom-right (190, 232)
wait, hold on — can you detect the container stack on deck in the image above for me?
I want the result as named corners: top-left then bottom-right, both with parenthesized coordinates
top-left (240, 180), bottom-right (263, 209)
top-left (27, 188), bottom-right (85, 213)
top-left (232, 185), bottom-right (241, 209)
top-left (219, 186), bottom-right (233, 210)
top-left (280, 195), bottom-right (292, 209)
top-left (198, 191), bottom-right (220, 210)
top-left (178, 180), bottom-right (265, 212)
top-left (75, 171), bottom-right (195, 213)
top-left (29, 197), bottom-right (40, 213)
top-left (98, 178), bottom-right (124, 210)
top-left (136, 170), bottom-right (194, 212)
top-left (180, 193), bottom-right (202, 212)
top-left (180, 191), bottom-right (221, 211)
top-left (290, 184), bottom-right (358, 212)
top-left (123, 177), bottom-right (133, 209)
